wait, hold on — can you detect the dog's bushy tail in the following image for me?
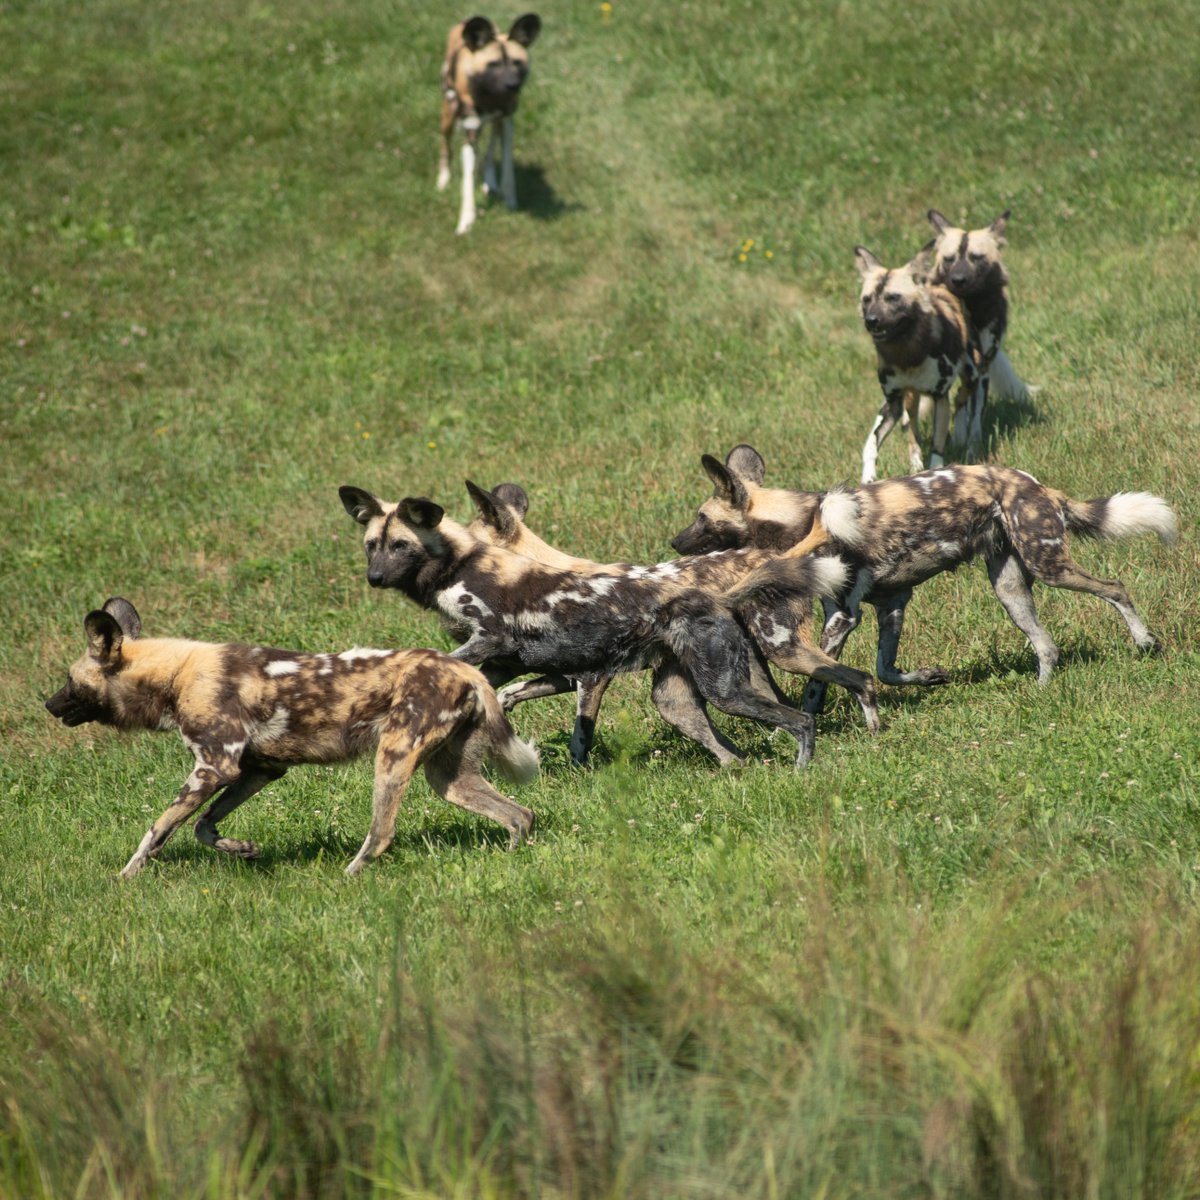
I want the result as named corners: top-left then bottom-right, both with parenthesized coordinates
top-left (724, 554), bottom-right (850, 613)
top-left (1061, 492), bottom-right (1178, 544)
top-left (476, 682), bottom-right (540, 785)
top-left (989, 347), bottom-right (1035, 405)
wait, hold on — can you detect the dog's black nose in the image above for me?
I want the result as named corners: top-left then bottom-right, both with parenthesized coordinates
top-left (864, 313), bottom-right (881, 331)
top-left (367, 572), bottom-right (385, 588)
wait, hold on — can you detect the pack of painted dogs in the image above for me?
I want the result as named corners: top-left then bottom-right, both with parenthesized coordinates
top-left (46, 15), bottom-right (1179, 877)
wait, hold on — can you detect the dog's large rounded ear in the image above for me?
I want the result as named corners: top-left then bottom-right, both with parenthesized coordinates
top-left (491, 483), bottom-right (530, 518)
top-left (102, 597), bottom-right (141, 640)
top-left (989, 209), bottom-right (1010, 242)
top-left (927, 208), bottom-right (952, 235)
top-left (465, 480), bottom-right (514, 536)
top-left (399, 497), bottom-right (445, 530)
top-left (701, 454), bottom-right (746, 507)
top-left (84, 610), bottom-right (124, 664)
top-left (508, 13), bottom-right (541, 46)
top-left (461, 16), bottom-right (497, 51)
top-left (906, 239), bottom-right (936, 284)
top-left (340, 486), bottom-right (384, 525)
top-left (854, 245), bottom-right (882, 277)
top-left (725, 444), bottom-right (765, 486)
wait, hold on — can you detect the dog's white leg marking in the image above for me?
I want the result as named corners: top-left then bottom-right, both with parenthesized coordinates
top-left (500, 116), bottom-right (517, 209)
top-left (437, 162), bottom-right (451, 191)
top-left (861, 413), bottom-right (886, 483)
top-left (457, 136), bottom-right (478, 235)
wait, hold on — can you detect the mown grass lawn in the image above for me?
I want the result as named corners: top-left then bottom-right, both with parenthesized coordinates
top-left (2, 0), bottom-right (1198, 1196)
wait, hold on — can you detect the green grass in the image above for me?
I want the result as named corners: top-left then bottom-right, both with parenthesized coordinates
top-left (2, 0), bottom-right (1200, 1195)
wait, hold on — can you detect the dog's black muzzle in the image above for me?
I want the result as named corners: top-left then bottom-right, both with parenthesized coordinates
top-left (45, 685), bottom-right (101, 727)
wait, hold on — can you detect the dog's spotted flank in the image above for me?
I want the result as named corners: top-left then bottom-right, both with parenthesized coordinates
top-left (45, 599), bottom-right (538, 877)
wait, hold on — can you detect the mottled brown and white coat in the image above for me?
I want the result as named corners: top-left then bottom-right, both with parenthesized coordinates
top-left (672, 444), bottom-right (1176, 705)
top-left (44, 598), bottom-right (538, 878)
top-left (463, 479), bottom-right (879, 762)
top-left (340, 485), bottom-right (861, 770)
top-left (926, 207), bottom-right (1032, 454)
top-left (855, 244), bottom-right (979, 483)
top-left (438, 14), bottom-right (541, 234)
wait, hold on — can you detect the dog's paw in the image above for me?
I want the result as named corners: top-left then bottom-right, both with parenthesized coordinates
top-left (218, 837), bottom-right (262, 860)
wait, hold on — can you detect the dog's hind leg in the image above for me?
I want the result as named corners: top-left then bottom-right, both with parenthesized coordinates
top-left (456, 120), bottom-right (482, 235)
top-left (121, 745), bottom-right (242, 878)
top-left (194, 762), bottom-right (287, 860)
top-left (649, 659), bottom-right (746, 766)
top-left (985, 551), bottom-right (1060, 682)
top-left (570, 672), bottom-right (613, 766)
top-left (763, 634), bottom-right (880, 734)
top-left (803, 597), bottom-right (860, 715)
top-left (498, 674), bottom-right (575, 710)
top-left (346, 737), bottom-right (424, 875)
top-left (423, 724), bottom-right (535, 849)
top-left (1032, 559), bottom-right (1163, 657)
top-left (680, 619), bottom-right (816, 768)
top-left (873, 593), bottom-right (951, 687)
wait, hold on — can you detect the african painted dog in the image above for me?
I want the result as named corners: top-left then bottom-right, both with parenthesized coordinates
top-left (463, 480), bottom-right (880, 763)
top-left (45, 598), bottom-right (538, 877)
top-left (855, 244), bottom-right (978, 483)
top-left (673, 445), bottom-right (1177, 704)
top-left (926, 207), bottom-right (1032, 454)
top-left (340, 485), bottom-right (861, 770)
top-left (438, 14), bottom-right (542, 235)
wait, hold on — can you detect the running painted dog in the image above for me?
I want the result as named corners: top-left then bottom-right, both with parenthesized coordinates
top-left (855, 244), bottom-right (979, 482)
top-left (45, 598), bottom-right (538, 877)
top-left (925, 207), bottom-right (1033, 455)
top-left (672, 445), bottom-right (1176, 704)
top-left (438, 14), bottom-right (542, 234)
top-left (462, 480), bottom-right (880, 762)
top-left (340, 485), bottom-right (864, 769)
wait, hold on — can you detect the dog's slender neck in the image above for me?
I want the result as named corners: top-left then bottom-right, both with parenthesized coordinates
top-left (100, 638), bottom-right (204, 730)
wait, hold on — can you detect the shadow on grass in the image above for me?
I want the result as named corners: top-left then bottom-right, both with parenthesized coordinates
top-left (985, 391), bottom-right (1045, 459)
top-left (512, 162), bottom-right (582, 222)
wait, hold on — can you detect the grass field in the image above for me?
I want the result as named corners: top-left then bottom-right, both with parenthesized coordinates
top-left (2, 0), bottom-right (1199, 1195)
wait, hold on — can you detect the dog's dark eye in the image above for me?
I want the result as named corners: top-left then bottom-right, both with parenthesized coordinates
top-left (365, 538), bottom-right (379, 554)
top-left (942, 255), bottom-right (954, 264)
top-left (968, 252), bottom-right (984, 262)
top-left (883, 293), bottom-right (901, 304)
top-left (389, 540), bottom-right (405, 553)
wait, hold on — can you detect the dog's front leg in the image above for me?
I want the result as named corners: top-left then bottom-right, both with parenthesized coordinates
top-left (456, 118), bottom-right (482, 235)
top-left (928, 389), bottom-right (952, 469)
top-left (121, 746), bottom-right (240, 878)
top-left (803, 597), bottom-right (860, 714)
top-left (861, 387), bottom-right (904, 483)
top-left (871, 593), bottom-right (950, 686)
top-left (437, 92), bottom-right (456, 192)
top-left (570, 672), bottom-right (614, 766)
top-left (482, 122), bottom-right (500, 197)
top-left (499, 116), bottom-right (517, 209)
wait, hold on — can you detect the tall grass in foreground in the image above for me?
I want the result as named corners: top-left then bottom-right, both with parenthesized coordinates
top-left (5, 876), bottom-right (1199, 1199)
